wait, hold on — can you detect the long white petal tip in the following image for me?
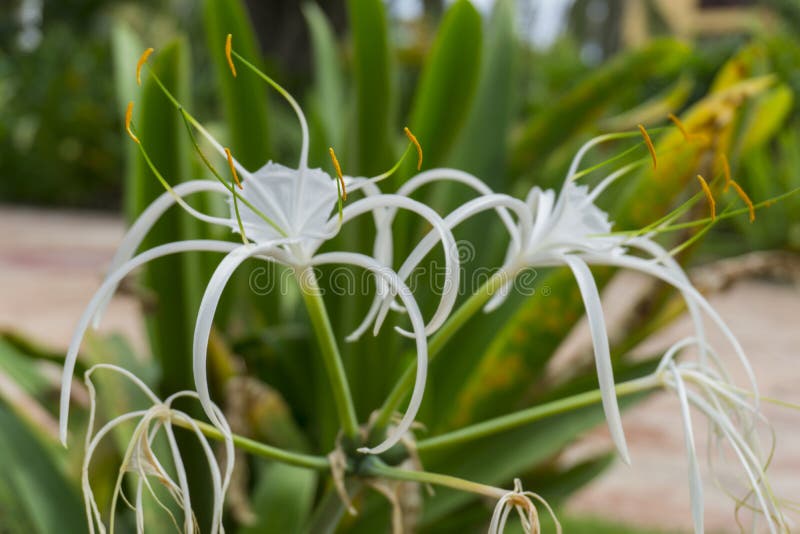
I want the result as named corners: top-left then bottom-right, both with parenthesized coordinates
top-left (356, 446), bottom-right (373, 454)
top-left (59, 429), bottom-right (68, 447)
top-left (618, 445), bottom-right (632, 466)
top-left (393, 326), bottom-right (416, 339)
top-left (344, 332), bottom-right (361, 343)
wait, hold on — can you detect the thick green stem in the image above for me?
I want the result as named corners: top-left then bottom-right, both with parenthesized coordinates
top-left (374, 272), bottom-right (507, 428)
top-left (364, 459), bottom-right (506, 499)
top-left (298, 268), bottom-right (360, 439)
top-left (416, 376), bottom-right (660, 453)
top-left (172, 418), bottom-right (329, 470)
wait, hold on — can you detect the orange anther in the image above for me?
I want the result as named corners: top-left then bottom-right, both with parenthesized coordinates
top-left (720, 154), bottom-right (732, 192)
top-left (404, 127), bottom-right (423, 171)
top-left (729, 180), bottom-right (755, 223)
top-left (638, 124), bottom-right (657, 169)
top-left (125, 101), bottom-right (139, 144)
top-left (136, 48), bottom-right (154, 86)
top-left (696, 174), bottom-right (716, 221)
top-left (224, 147), bottom-right (242, 189)
top-left (328, 147), bottom-right (347, 200)
top-left (667, 113), bottom-right (689, 141)
top-left (225, 34), bottom-right (237, 77)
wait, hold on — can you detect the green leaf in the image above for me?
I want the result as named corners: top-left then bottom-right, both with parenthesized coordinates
top-left (242, 461), bottom-right (317, 534)
top-left (304, 2), bottom-right (346, 158)
top-left (202, 0), bottom-right (271, 169)
top-left (739, 84), bottom-right (794, 155)
top-left (448, 0), bottom-right (516, 187)
top-left (0, 404), bottom-right (87, 533)
top-left (407, 0), bottom-right (483, 178)
top-left (510, 39), bottom-right (691, 176)
top-left (347, 0), bottom-right (393, 174)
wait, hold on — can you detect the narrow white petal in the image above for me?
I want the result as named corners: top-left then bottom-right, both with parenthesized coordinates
top-left (311, 252), bottom-right (427, 455)
top-left (163, 421), bottom-right (194, 533)
top-left (193, 244), bottom-right (282, 430)
top-left (335, 194), bottom-right (459, 337)
top-left (564, 255), bottom-right (630, 465)
top-left (59, 240), bottom-right (239, 445)
top-left (583, 253), bottom-right (759, 405)
top-left (669, 363), bottom-right (704, 534)
top-left (92, 180), bottom-right (232, 328)
top-left (565, 133), bottom-right (625, 184)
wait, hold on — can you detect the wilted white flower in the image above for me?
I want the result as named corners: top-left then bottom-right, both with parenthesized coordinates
top-left (81, 364), bottom-right (234, 534)
top-left (488, 478), bottom-right (560, 534)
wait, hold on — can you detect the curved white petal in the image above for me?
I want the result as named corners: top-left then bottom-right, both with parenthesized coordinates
top-left (333, 194), bottom-right (459, 337)
top-left (310, 252), bottom-right (427, 455)
top-left (563, 255), bottom-right (630, 465)
top-left (565, 133), bottom-right (626, 185)
top-left (668, 363), bottom-right (704, 534)
top-left (387, 194), bottom-right (532, 338)
top-left (92, 181), bottom-right (234, 327)
top-left (193, 244), bottom-right (286, 431)
top-left (59, 240), bottom-right (239, 446)
top-left (582, 253), bottom-right (759, 404)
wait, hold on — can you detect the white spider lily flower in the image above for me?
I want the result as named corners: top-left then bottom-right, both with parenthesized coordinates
top-left (654, 339), bottom-right (789, 533)
top-left (59, 56), bottom-right (459, 457)
top-left (81, 364), bottom-right (233, 534)
top-left (488, 478), bottom-right (560, 534)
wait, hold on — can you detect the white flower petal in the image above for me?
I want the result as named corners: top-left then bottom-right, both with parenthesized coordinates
top-left (311, 252), bottom-right (427, 455)
top-left (668, 362), bottom-right (704, 534)
top-left (59, 240), bottom-right (239, 445)
top-left (563, 255), bottom-right (630, 465)
top-left (193, 244), bottom-right (285, 431)
top-left (92, 180), bottom-right (233, 328)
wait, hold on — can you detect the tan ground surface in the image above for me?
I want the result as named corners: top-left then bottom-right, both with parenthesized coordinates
top-left (1, 206), bottom-right (798, 532)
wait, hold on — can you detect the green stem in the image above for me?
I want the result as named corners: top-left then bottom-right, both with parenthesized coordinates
top-left (364, 459), bottom-right (506, 499)
top-left (374, 271), bottom-right (508, 429)
top-left (172, 418), bottom-right (329, 470)
top-left (298, 268), bottom-right (360, 439)
top-left (416, 376), bottom-right (659, 453)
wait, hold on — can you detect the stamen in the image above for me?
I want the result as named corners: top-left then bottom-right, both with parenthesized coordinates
top-left (638, 124), bottom-right (657, 169)
top-left (668, 113), bottom-right (689, 141)
top-left (729, 180), bottom-right (755, 222)
top-left (224, 148), bottom-right (242, 189)
top-left (125, 102), bottom-right (139, 144)
top-left (225, 34), bottom-right (237, 77)
top-left (721, 154), bottom-right (732, 192)
top-left (404, 127), bottom-right (423, 170)
top-left (136, 48), bottom-right (154, 86)
top-left (328, 147), bottom-right (347, 200)
top-left (696, 174), bottom-right (716, 220)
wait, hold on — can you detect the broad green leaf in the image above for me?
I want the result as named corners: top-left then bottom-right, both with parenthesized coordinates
top-left (448, 0), bottom-right (516, 187)
top-left (304, 2), bottom-right (346, 158)
top-left (202, 0), bottom-right (271, 169)
top-left (111, 20), bottom-right (143, 116)
top-left (600, 75), bottom-right (693, 131)
top-left (739, 84), bottom-right (794, 154)
top-left (510, 39), bottom-right (691, 176)
top-left (347, 0), bottom-right (393, 174)
top-left (0, 404), bottom-right (87, 533)
top-left (242, 461), bottom-right (317, 534)
top-left (406, 0), bottom-right (483, 180)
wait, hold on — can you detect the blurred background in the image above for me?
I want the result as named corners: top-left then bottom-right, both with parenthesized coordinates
top-left (1, 0), bottom-right (800, 532)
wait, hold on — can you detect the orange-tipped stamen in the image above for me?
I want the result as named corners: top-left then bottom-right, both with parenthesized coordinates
top-left (729, 180), bottom-right (755, 223)
top-left (225, 34), bottom-right (237, 78)
top-left (667, 113), bottom-right (689, 141)
top-left (328, 147), bottom-right (347, 200)
top-left (125, 101), bottom-right (139, 144)
top-left (720, 154), bottom-right (732, 192)
top-left (224, 147), bottom-right (242, 189)
top-left (136, 48), bottom-right (154, 86)
top-left (404, 127), bottom-right (423, 171)
top-left (696, 174), bottom-right (716, 221)
top-left (638, 124), bottom-right (657, 169)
